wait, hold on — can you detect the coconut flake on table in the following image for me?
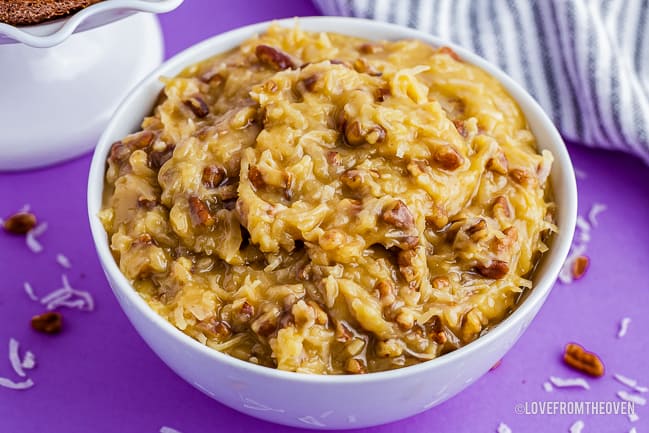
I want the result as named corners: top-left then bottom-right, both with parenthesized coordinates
top-left (0, 377), bottom-right (33, 390)
top-left (496, 422), bottom-right (512, 433)
top-left (587, 203), bottom-right (607, 227)
top-left (23, 282), bottom-right (39, 301)
top-left (617, 390), bottom-right (647, 406)
top-left (56, 253), bottom-right (71, 269)
top-left (40, 274), bottom-right (94, 312)
top-left (543, 381), bottom-right (554, 392)
top-left (8, 338), bottom-right (26, 378)
top-left (25, 221), bottom-right (48, 253)
top-left (160, 427), bottom-right (183, 433)
top-left (549, 376), bottom-right (590, 390)
top-left (614, 373), bottom-right (648, 393)
top-left (21, 351), bottom-right (35, 370)
top-left (628, 412), bottom-right (639, 423)
top-left (569, 419), bottom-right (584, 433)
top-left (628, 428), bottom-right (637, 433)
top-left (617, 317), bottom-right (631, 338)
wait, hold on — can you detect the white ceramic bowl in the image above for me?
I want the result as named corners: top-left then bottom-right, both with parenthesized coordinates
top-left (88, 17), bottom-right (577, 430)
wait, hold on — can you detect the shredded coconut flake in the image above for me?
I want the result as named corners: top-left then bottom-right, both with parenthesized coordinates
top-left (0, 377), bottom-right (33, 390)
top-left (629, 428), bottom-right (637, 433)
top-left (21, 351), bottom-right (35, 370)
top-left (617, 317), bottom-right (631, 338)
top-left (613, 373), bottom-right (648, 393)
top-left (587, 203), bottom-right (607, 227)
top-left (617, 390), bottom-right (647, 405)
top-left (25, 222), bottom-right (47, 253)
top-left (628, 413), bottom-right (639, 423)
top-left (56, 254), bottom-right (71, 269)
top-left (497, 422), bottom-right (512, 433)
top-left (39, 274), bottom-right (94, 312)
top-left (543, 381), bottom-right (554, 392)
top-left (160, 427), bottom-right (183, 433)
top-left (23, 282), bottom-right (39, 301)
top-left (569, 420), bottom-right (584, 433)
top-left (8, 338), bottom-right (25, 378)
top-left (549, 376), bottom-right (590, 390)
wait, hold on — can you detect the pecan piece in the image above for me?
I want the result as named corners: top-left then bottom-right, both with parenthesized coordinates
top-left (124, 130), bottom-right (155, 149)
top-left (255, 44), bottom-right (296, 70)
top-left (109, 142), bottom-right (130, 163)
top-left (148, 145), bottom-right (175, 170)
top-left (466, 219), bottom-right (487, 240)
top-left (509, 168), bottom-right (535, 186)
top-left (486, 151), bottom-right (509, 174)
top-left (31, 312), bottom-right (62, 334)
top-left (345, 358), bottom-right (367, 374)
top-left (344, 120), bottom-right (386, 146)
top-left (374, 87), bottom-right (390, 102)
top-left (358, 42), bottom-right (383, 54)
top-left (188, 196), bottom-right (213, 226)
top-left (184, 95), bottom-right (210, 118)
top-left (476, 260), bottom-right (509, 279)
top-left (202, 165), bottom-right (226, 188)
top-left (301, 74), bottom-right (319, 92)
top-left (563, 343), bottom-right (605, 377)
top-left (197, 319), bottom-right (231, 340)
top-left (492, 195), bottom-right (512, 219)
top-left (247, 165), bottom-right (266, 189)
top-left (382, 200), bottom-right (415, 230)
top-left (433, 145), bottom-right (463, 170)
top-left (3, 212), bottom-right (36, 234)
top-left (572, 255), bottom-right (589, 280)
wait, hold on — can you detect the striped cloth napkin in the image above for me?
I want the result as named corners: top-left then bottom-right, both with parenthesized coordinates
top-left (313, 0), bottom-right (649, 164)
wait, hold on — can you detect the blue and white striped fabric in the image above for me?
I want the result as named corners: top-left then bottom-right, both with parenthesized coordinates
top-left (313, 0), bottom-right (649, 164)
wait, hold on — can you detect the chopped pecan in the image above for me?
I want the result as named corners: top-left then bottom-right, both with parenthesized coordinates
top-left (353, 58), bottom-right (382, 76)
top-left (453, 120), bottom-right (467, 138)
top-left (492, 195), bottom-right (512, 219)
top-left (509, 168), bottom-right (535, 186)
top-left (183, 95), bottom-right (210, 118)
top-left (374, 87), bottom-right (391, 102)
top-left (31, 312), bottom-right (62, 334)
top-left (124, 130), bottom-right (155, 149)
top-left (572, 255), bottom-right (589, 280)
top-left (345, 357), bottom-right (367, 374)
top-left (3, 212), bottom-right (36, 234)
top-left (199, 69), bottom-right (224, 84)
top-left (563, 343), bottom-right (605, 377)
top-left (433, 145), bottom-right (463, 170)
top-left (326, 151), bottom-right (341, 166)
top-left (341, 169), bottom-right (364, 189)
top-left (344, 120), bottom-right (386, 146)
top-left (109, 142), bottom-right (130, 163)
top-left (432, 276), bottom-right (451, 290)
top-left (466, 219), bottom-right (487, 240)
top-left (197, 319), bottom-right (231, 340)
top-left (437, 46), bottom-right (462, 61)
top-left (492, 226), bottom-right (518, 254)
top-left (358, 42), bottom-right (383, 54)
top-left (188, 196), bottom-right (214, 226)
top-left (382, 200), bottom-right (415, 230)
top-left (148, 145), bottom-right (175, 170)
top-left (255, 44), bottom-right (296, 70)
top-left (247, 165), bottom-right (265, 189)
top-left (375, 280), bottom-right (395, 306)
top-left (301, 74), bottom-right (319, 92)
top-left (476, 260), bottom-right (509, 279)
top-left (252, 311), bottom-right (278, 337)
top-left (486, 151), bottom-right (509, 174)
top-left (202, 165), bottom-right (226, 188)
top-left (137, 197), bottom-right (158, 210)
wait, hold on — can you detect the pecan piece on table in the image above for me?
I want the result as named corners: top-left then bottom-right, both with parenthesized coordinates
top-left (563, 343), bottom-right (605, 377)
top-left (31, 312), bottom-right (63, 334)
top-left (255, 44), bottom-right (296, 70)
top-left (571, 255), bottom-right (589, 280)
top-left (3, 212), bottom-right (36, 234)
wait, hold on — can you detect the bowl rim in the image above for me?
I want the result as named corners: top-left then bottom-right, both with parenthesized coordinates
top-left (88, 16), bottom-right (577, 385)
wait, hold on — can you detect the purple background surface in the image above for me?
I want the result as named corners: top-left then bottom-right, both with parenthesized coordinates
top-left (1, 1), bottom-right (648, 432)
